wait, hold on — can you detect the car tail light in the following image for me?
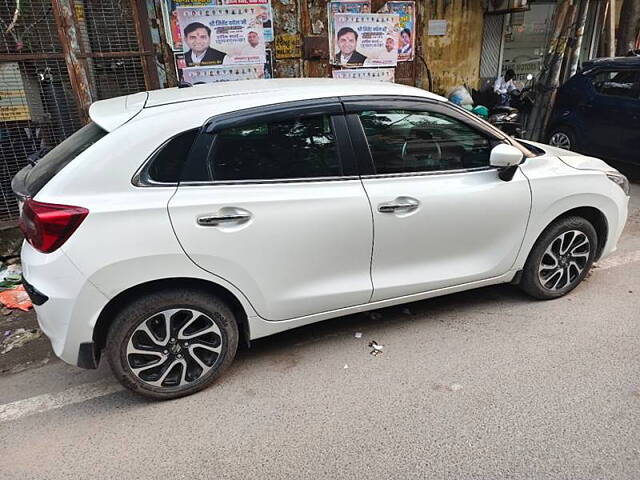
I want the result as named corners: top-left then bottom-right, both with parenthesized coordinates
top-left (19, 199), bottom-right (89, 253)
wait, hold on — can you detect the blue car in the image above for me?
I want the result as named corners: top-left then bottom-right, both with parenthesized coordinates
top-left (547, 57), bottom-right (640, 169)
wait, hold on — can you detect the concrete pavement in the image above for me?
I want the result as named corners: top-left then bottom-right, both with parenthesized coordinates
top-left (0, 184), bottom-right (638, 480)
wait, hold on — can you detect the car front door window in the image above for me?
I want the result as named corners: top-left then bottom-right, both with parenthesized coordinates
top-left (358, 110), bottom-right (495, 174)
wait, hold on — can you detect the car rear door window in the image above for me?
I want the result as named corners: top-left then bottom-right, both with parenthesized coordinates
top-left (357, 110), bottom-right (494, 174)
top-left (592, 70), bottom-right (640, 98)
top-left (206, 115), bottom-right (341, 181)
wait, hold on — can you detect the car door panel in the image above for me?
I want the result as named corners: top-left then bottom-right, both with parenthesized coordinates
top-left (169, 181), bottom-right (373, 320)
top-left (343, 101), bottom-right (532, 301)
top-left (362, 169), bottom-right (531, 301)
top-left (169, 108), bottom-right (373, 321)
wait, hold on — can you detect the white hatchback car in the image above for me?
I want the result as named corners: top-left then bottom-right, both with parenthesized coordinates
top-left (13, 79), bottom-right (629, 399)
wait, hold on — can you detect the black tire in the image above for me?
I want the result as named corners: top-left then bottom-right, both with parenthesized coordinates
top-left (106, 289), bottom-right (239, 400)
top-left (547, 126), bottom-right (577, 151)
top-left (520, 216), bottom-right (598, 300)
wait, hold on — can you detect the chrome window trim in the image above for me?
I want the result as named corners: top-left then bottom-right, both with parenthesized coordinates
top-left (177, 175), bottom-right (361, 187)
top-left (360, 166), bottom-right (495, 180)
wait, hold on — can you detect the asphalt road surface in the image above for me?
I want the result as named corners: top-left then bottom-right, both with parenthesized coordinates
top-left (1, 184), bottom-right (638, 480)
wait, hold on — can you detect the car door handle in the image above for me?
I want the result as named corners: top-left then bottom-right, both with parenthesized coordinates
top-left (378, 198), bottom-right (420, 213)
top-left (197, 212), bottom-right (251, 226)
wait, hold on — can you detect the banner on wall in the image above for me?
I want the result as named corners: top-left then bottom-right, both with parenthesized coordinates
top-left (331, 13), bottom-right (400, 67)
top-left (164, 1), bottom-right (273, 51)
top-left (176, 49), bottom-right (272, 81)
top-left (377, 1), bottom-right (414, 61)
top-left (182, 64), bottom-right (265, 84)
top-left (177, 6), bottom-right (266, 66)
top-left (332, 67), bottom-right (395, 82)
top-left (327, 1), bottom-right (371, 62)
top-left (221, 0), bottom-right (273, 41)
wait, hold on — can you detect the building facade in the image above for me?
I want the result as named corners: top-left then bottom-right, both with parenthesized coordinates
top-left (0, 0), bottom-right (606, 224)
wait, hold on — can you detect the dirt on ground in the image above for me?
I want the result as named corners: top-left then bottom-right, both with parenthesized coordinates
top-left (0, 308), bottom-right (55, 375)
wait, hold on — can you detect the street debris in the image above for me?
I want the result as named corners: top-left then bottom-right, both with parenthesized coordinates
top-left (368, 340), bottom-right (384, 356)
top-left (369, 312), bottom-right (382, 321)
top-left (0, 285), bottom-right (32, 311)
top-left (432, 383), bottom-right (464, 393)
top-left (0, 328), bottom-right (42, 354)
top-left (343, 364), bottom-right (349, 369)
top-left (354, 332), bottom-right (362, 339)
top-left (0, 263), bottom-right (22, 290)
top-left (2, 307), bottom-right (12, 316)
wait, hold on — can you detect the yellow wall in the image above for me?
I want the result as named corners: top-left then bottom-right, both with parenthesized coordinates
top-left (420, 0), bottom-right (485, 95)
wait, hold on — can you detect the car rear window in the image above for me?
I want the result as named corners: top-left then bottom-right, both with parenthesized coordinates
top-left (23, 122), bottom-right (107, 195)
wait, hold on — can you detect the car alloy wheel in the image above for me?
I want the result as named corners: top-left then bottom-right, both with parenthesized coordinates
top-left (549, 132), bottom-right (572, 150)
top-left (126, 308), bottom-right (225, 388)
top-left (537, 230), bottom-right (591, 292)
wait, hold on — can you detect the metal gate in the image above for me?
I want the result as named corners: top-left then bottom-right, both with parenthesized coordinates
top-left (0, 0), bottom-right (159, 224)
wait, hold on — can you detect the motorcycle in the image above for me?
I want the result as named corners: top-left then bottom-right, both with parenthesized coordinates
top-left (473, 74), bottom-right (536, 137)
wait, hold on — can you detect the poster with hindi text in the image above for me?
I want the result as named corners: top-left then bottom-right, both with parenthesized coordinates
top-left (182, 64), bottom-right (265, 84)
top-left (177, 6), bottom-right (266, 66)
top-left (332, 67), bottom-right (395, 82)
top-left (377, 1), bottom-right (414, 61)
top-left (331, 13), bottom-right (400, 67)
top-left (165, 0), bottom-right (273, 51)
top-left (327, 1), bottom-right (371, 60)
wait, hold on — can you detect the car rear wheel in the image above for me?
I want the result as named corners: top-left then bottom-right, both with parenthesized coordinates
top-left (520, 216), bottom-right (597, 300)
top-left (106, 289), bottom-right (238, 400)
top-left (547, 127), bottom-right (576, 151)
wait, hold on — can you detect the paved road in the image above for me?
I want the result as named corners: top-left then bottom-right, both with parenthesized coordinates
top-left (1, 185), bottom-right (639, 480)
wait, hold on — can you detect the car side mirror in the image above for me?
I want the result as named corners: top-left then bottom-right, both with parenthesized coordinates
top-left (490, 144), bottom-right (523, 181)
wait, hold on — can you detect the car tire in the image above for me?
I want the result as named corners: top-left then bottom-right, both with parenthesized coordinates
top-left (520, 216), bottom-right (598, 300)
top-left (106, 289), bottom-right (239, 400)
top-left (547, 126), bottom-right (577, 151)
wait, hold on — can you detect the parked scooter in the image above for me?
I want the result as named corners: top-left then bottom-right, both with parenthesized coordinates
top-left (473, 74), bottom-right (535, 137)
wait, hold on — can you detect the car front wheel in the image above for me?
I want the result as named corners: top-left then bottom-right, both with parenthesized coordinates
top-left (520, 216), bottom-right (597, 300)
top-left (547, 127), bottom-right (576, 151)
top-left (106, 289), bottom-right (239, 400)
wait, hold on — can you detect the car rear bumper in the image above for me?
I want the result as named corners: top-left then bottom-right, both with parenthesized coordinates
top-left (21, 241), bottom-right (109, 368)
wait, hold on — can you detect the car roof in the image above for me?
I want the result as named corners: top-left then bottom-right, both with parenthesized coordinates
top-left (582, 56), bottom-right (640, 71)
top-left (89, 78), bottom-right (445, 131)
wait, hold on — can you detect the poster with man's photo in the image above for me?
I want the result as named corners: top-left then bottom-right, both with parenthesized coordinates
top-left (177, 6), bottom-right (266, 66)
top-left (332, 67), bottom-right (395, 82)
top-left (182, 64), bottom-right (265, 84)
top-left (222, 0), bottom-right (273, 41)
top-left (331, 13), bottom-right (400, 67)
top-left (327, 1), bottom-right (371, 61)
top-left (378, 1), bottom-right (415, 61)
top-left (162, 1), bottom-right (210, 51)
top-left (164, 1), bottom-right (273, 51)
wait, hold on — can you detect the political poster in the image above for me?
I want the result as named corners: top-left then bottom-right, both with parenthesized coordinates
top-left (332, 67), bottom-right (395, 82)
top-left (177, 6), bottom-right (266, 66)
top-left (222, 0), bottom-right (273, 42)
top-left (327, 1), bottom-right (371, 61)
top-left (331, 13), bottom-right (400, 67)
top-left (182, 64), bottom-right (265, 84)
top-left (162, 1), bottom-right (211, 51)
top-left (377, 1), bottom-right (414, 61)
top-left (164, 1), bottom-right (273, 51)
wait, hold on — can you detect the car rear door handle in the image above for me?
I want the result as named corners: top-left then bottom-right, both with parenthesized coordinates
top-left (378, 197), bottom-right (420, 213)
top-left (197, 211), bottom-right (251, 226)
